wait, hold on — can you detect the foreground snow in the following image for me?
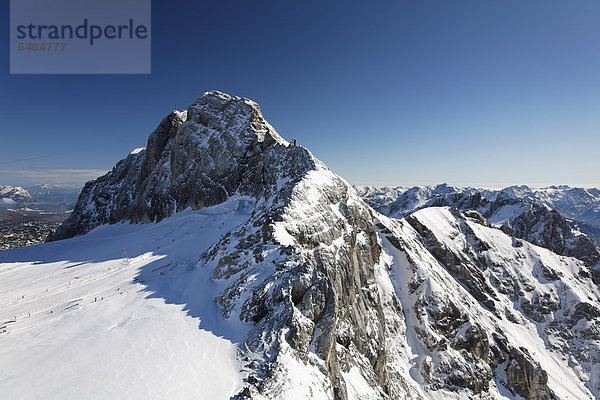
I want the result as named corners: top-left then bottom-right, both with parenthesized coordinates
top-left (0, 197), bottom-right (254, 400)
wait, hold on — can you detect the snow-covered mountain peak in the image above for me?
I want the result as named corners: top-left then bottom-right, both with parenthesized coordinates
top-left (0, 185), bottom-right (32, 207)
top-left (0, 185), bottom-right (30, 199)
top-left (431, 182), bottom-right (458, 195)
top-left (187, 90), bottom-right (288, 147)
top-left (49, 91), bottom-right (314, 240)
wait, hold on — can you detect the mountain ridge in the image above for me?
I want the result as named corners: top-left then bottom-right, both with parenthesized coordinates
top-left (356, 184), bottom-right (600, 270)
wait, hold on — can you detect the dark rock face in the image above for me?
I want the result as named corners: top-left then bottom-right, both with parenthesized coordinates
top-left (502, 205), bottom-right (599, 266)
top-left (139, 110), bottom-right (184, 183)
top-left (47, 150), bottom-right (146, 241)
top-left (506, 347), bottom-right (554, 400)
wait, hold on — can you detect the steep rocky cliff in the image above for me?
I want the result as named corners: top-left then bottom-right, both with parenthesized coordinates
top-left (50, 91), bottom-right (303, 240)
top-left (45, 91), bottom-right (600, 399)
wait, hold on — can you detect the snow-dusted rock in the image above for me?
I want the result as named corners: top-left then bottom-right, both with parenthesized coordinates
top-left (50, 91), bottom-right (305, 239)
top-left (376, 207), bottom-right (599, 399)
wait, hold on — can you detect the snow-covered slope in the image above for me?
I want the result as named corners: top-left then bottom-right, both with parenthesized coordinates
top-left (375, 207), bottom-right (600, 399)
top-left (0, 199), bottom-right (254, 399)
top-left (2, 92), bottom-right (600, 399)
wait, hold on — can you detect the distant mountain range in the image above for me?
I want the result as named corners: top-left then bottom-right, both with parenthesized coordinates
top-left (0, 185), bottom-right (80, 249)
top-left (357, 184), bottom-right (600, 249)
top-left (0, 184), bottom-right (80, 212)
top-left (357, 184), bottom-right (600, 226)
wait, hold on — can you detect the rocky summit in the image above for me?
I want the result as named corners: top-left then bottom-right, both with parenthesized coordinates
top-left (2, 91), bottom-right (599, 399)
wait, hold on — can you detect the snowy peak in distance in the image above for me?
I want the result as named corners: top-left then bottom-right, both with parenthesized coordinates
top-left (0, 185), bottom-right (32, 207)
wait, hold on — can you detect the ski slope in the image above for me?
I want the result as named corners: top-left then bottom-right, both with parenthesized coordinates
top-left (0, 197), bottom-right (255, 400)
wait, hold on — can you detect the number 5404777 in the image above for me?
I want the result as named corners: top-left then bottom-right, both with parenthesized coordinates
top-left (17, 42), bottom-right (66, 51)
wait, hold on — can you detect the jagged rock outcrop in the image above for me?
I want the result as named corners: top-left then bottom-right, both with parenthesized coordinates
top-left (505, 347), bottom-right (553, 400)
top-left (212, 172), bottom-right (407, 399)
top-left (49, 91), bottom-right (307, 240)
top-left (48, 91), bottom-right (600, 399)
top-left (376, 207), bottom-right (599, 399)
top-left (500, 204), bottom-right (599, 266)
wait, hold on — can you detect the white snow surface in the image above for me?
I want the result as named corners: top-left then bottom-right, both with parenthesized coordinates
top-left (0, 197), bottom-right (256, 400)
top-left (129, 147), bottom-right (146, 155)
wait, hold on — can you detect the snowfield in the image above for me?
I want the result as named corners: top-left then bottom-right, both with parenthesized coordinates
top-left (0, 197), bottom-right (255, 400)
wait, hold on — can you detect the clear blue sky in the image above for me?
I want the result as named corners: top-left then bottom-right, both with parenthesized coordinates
top-left (1, 0), bottom-right (599, 188)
